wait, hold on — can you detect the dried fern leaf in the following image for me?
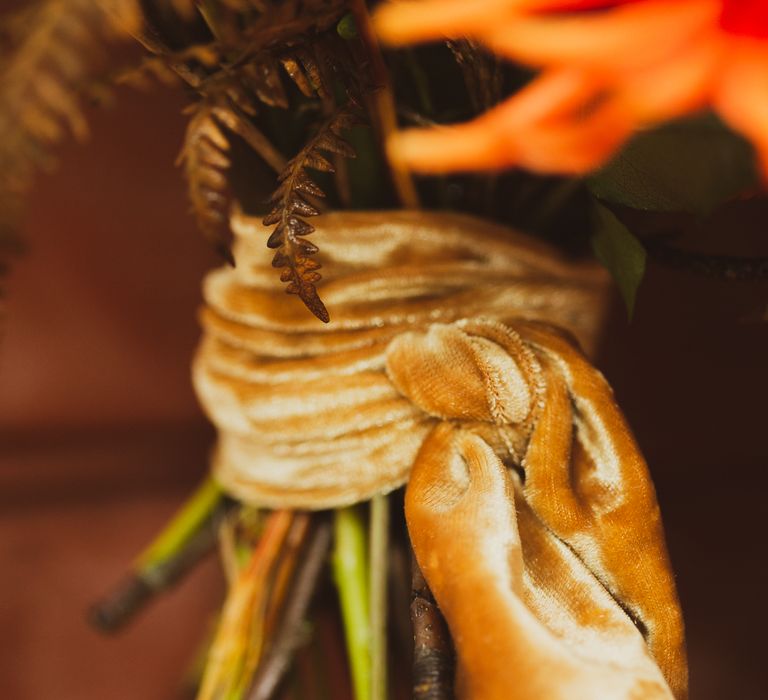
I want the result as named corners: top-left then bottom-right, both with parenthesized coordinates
top-left (179, 88), bottom-right (286, 263)
top-left (0, 0), bottom-right (138, 194)
top-left (241, 37), bottom-right (341, 110)
top-left (263, 103), bottom-right (359, 323)
top-left (215, 99), bottom-right (286, 172)
top-left (116, 55), bottom-right (182, 89)
top-left (279, 55), bottom-right (315, 98)
top-left (179, 100), bottom-right (241, 264)
top-left (234, 0), bottom-right (347, 64)
top-left (117, 41), bottom-right (223, 90)
top-left (129, 20), bottom-right (208, 90)
top-left (0, 0), bottom-right (138, 302)
top-left (240, 59), bottom-right (289, 109)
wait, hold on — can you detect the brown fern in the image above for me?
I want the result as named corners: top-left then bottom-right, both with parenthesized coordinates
top-left (263, 103), bottom-right (359, 322)
top-left (0, 0), bottom-right (139, 295)
top-left (178, 86), bottom-right (286, 263)
top-left (238, 58), bottom-right (289, 108)
top-left (167, 24), bottom-right (353, 266)
top-left (125, 2), bottom-right (357, 315)
top-left (116, 42), bottom-right (221, 90)
top-left (233, 0), bottom-right (348, 64)
top-left (0, 0), bottom-right (137, 193)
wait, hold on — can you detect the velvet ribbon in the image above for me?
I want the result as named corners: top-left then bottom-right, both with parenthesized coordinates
top-left (193, 210), bottom-right (686, 698)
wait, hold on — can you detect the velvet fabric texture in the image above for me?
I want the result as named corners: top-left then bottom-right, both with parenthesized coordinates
top-left (193, 210), bottom-right (686, 698)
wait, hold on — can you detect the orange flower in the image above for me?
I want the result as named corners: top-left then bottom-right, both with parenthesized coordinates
top-left (374, 0), bottom-right (768, 176)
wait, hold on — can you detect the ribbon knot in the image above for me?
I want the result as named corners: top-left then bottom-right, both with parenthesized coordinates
top-left (386, 320), bottom-right (541, 426)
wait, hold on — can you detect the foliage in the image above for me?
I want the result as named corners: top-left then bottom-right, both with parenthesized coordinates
top-left (0, 0), bottom-right (139, 298)
top-left (591, 202), bottom-right (647, 318)
top-left (588, 114), bottom-right (758, 216)
top-left (263, 103), bottom-right (358, 322)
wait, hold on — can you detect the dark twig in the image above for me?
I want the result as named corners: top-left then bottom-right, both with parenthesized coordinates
top-left (389, 539), bottom-right (414, 662)
top-left (411, 553), bottom-right (454, 700)
top-left (645, 239), bottom-right (768, 280)
top-left (88, 517), bottom-right (219, 632)
top-left (247, 517), bottom-right (332, 700)
top-left (88, 489), bottom-right (233, 633)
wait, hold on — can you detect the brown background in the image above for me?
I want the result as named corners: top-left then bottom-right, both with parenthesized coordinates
top-left (1, 78), bottom-right (767, 699)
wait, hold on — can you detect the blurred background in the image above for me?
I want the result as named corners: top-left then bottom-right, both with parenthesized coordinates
top-left (1, 80), bottom-right (766, 699)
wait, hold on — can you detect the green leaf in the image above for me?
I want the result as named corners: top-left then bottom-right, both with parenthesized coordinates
top-left (591, 203), bottom-right (647, 318)
top-left (336, 13), bottom-right (357, 40)
top-left (587, 114), bottom-right (758, 214)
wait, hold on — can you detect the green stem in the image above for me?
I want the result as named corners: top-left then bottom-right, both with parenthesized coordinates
top-left (333, 506), bottom-right (371, 700)
top-left (90, 477), bottom-right (226, 632)
top-left (369, 494), bottom-right (389, 700)
top-left (136, 476), bottom-right (223, 575)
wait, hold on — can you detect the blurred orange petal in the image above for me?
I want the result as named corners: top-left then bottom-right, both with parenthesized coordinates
top-left (494, 67), bottom-right (601, 126)
top-left (389, 122), bottom-right (512, 173)
top-left (513, 103), bottom-right (634, 173)
top-left (378, 0), bottom-right (768, 177)
top-left (714, 40), bottom-right (768, 177)
top-left (388, 68), bottom-right (602, 172)
top-left (483, 0), bottom-right (717, 71)
top-left (390, 88), bottom-right (633, 175)
top-left (616, 34), bottom-right (721, 121)
top-left (374, 0), bottom-right (526, 44)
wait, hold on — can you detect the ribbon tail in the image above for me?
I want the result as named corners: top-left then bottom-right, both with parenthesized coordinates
top-left (405, 423), bottom-right (675, 700)
top-left (519, 322), bottom-right (688, 698)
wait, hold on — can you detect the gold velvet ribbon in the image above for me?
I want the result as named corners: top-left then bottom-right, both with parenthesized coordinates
top-left (402, 320), bottom-right (686, 699)
top-left (193, 210), bottom-right (687, 698)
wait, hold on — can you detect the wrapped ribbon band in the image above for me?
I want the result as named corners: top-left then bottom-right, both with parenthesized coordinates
top-left (194, 210), bottom-right (606, 508)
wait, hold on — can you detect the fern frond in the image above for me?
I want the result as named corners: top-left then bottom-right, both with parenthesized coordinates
top-left (238, 58), bottom-right (289, 108)
top-left (179, 87), bottom-right (286, 263)
top-left (115, 55), bottom-right (182, 90)
top-left (116, 41), bottom-right (221, 90)
top-left (237, 34), bottom-right (348, 110)
top-left (0, 0), bottom-right (139, 304)
top-left (278, 37), bottom-right (348, 101)
top-left (234, 0), bottom-right (348, 63)
top-left (263, 103), bottom-right (359, 322)
top-left (0, 0), bottom-right (138, 194)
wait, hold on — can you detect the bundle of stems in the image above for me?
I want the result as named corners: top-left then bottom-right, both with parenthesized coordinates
top-left (91, 480), bottom-right (453, 699)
